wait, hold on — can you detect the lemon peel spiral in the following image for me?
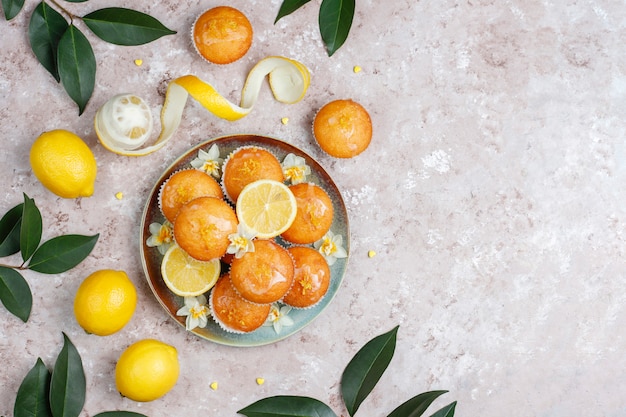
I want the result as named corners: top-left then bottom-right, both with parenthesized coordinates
top-left (94, 56), bottom-right (310, 157)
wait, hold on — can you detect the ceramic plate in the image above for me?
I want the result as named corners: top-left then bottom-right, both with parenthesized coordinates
top-left (140, 134), bottom-right (349, 346)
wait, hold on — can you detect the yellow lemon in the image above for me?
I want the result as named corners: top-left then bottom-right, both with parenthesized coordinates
top-left (73, 270), bottom-right (137, 336)
top-left (30, 129), bottom-right (97, 198)
top-left (115, 339), bottom-right (179, 402)
top-left (161, 244), bottom-right (220, 297)
top-left (236, 179), bottom-right (297, 239)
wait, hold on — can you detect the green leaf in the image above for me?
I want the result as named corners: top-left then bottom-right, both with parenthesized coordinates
top-left (238, 396), bottom-right (337, 417)
top-left (14, 358), bottom-right (53, 417)
top-left (0, 266), bottom-right (32, 322)
top-left (429, 402), bottom-right (456, 417)
top-left (57, 25), bottom-right (96, 115)
top-left (341, 325), bottom-right (399, 416)
top-left (318, 0), bottom-right (355, 56)
top-left (83, 8), bottom-right (176, 46)
top-left (20, 193), bottom-right (42, 263)
top-left (27, 234), bottom-right (99, 274)
top-left (94, 413), bottom-right (148, 417)
top-left (0, 203), bottom-right (23, 257)
top-left (2, 0), bottom-right (24, 20)
top-left (50, 333), bottom-right (86, 417)
top-left (386, 391), bottom-right (449, 417)
top-left (28, 1), bottom-right (69, 82)
top-left (274, 0), bottom-right (312, 23)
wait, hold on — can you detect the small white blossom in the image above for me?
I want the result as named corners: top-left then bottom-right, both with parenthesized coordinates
top-left (314, 230), bottom-right (348, 266)
top-left (176, 295), bottom-right (210, 331)
top-left (190, 144), bottom-right (223, 178)
top-left (146, 221), bottom-right (174, 255)
top-left (282, 153), bottom-right (311, 185)
top-left (263, 303), bottom-right (294, 334)
top-left (226, 224), bottom-right (256, 258)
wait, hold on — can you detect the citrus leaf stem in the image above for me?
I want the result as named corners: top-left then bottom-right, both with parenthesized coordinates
top-left (46, 0), bottom-right (78, 22)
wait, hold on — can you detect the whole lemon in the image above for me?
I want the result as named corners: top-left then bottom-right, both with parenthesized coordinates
top-left (30, 129), bottom-right (97, 198)
top-left (73, 270), bottom-right (137, 336)
top-left (115, 339), bottom-right (180, 402)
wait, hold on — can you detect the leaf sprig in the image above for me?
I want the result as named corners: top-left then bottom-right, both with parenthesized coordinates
top-left (238, 326), bottom-right (458, 417)
top-left (13, 333), bottom-right (146, 417)
top-left (275, 0), bottom-right (355, 57)
top-left (0, 193), bottom-right (99, 322)
top-left (1, 0), bottom-right (176, 115)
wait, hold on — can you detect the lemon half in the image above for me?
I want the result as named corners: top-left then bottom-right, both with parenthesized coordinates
top-left (235, 179), bottom-right (297, 239)
top-left (161, 244), bottom-right (220, 297)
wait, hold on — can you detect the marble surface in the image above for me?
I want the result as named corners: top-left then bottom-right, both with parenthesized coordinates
top-left (1, 0), bottom-right (625, 415)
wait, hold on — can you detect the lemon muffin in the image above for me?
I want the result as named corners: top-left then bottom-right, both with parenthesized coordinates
top-left (173, 196), bottom-right (238, 261)
top-left (280, 183), bottom-right (333, 244)
top-left (192, 6), bottom-right (253, 65)
top-left (221, 146), bottom-right (284, 203)
top-left (159, 169), bottom-right (223, 223)
top-left (209, 274), bottom-right (270, 333)
top-left (230, 239), bottom-right (294, 304)
top-left (313, 99), bottom-right (372, 158)
top-left (283, 246), bottom-right (331, 309)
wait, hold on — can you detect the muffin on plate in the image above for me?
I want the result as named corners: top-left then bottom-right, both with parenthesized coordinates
top-left (313, 99), bottom-right (372, 158)
top-left (192, 6), bottom-right (253, 65)
top-left (283, 246), bottom-right (331, 309)
top-left (229, 239), bottom-right (294, 304)
top-left (221, 146), bottom-right (284, 203)
top-left (173, 196), bottom-right (238, 261)
top-left (159, 169), bottom-right (223, 223)
top-left (281, 183), bottom-right (333, 244)
top-left (209, 274), bottom-right (270, 333)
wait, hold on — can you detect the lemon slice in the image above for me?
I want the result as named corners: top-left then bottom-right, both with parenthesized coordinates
top-left (236, 179), bottom-right (297, 239)
top-left (160, 244), bottom-right (220, 297)
top-left (94, 56), bottom-right (310, 156)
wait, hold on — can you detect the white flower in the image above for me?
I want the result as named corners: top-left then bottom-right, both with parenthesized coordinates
top-left (281, 153), bottom-right (311, 185)
top-left (226, 224), bottom-right (256, 258)
top-left (176, 295), bottom-right (210, 331)
top-left (190, 144), bottom-right (223, 178)
top-left (146, 221), bottom-right (174, 255)
top-left (263, 303), bottom-right (294, 334)
top-left (314, 230), bottom-right (348, 266)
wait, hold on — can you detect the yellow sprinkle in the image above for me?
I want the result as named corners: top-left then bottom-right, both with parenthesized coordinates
top-left (115, 192), bottom-right (123, 200)
top-left (353, 65), bottom-right (362, 73)
top-left (134, 59), bottom-right (143, 66)
top-left (281, 117), bottom-right (289, 125)
top-left (368, 250), bottom-right (376, 258)
top-left (210, 381), bottom-right (218, 390)
top-left (256, 377), bottom-right (265, 385)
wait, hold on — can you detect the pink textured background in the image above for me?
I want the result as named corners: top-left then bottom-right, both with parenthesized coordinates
top-left (1, 1), bottom-right (625, 415)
